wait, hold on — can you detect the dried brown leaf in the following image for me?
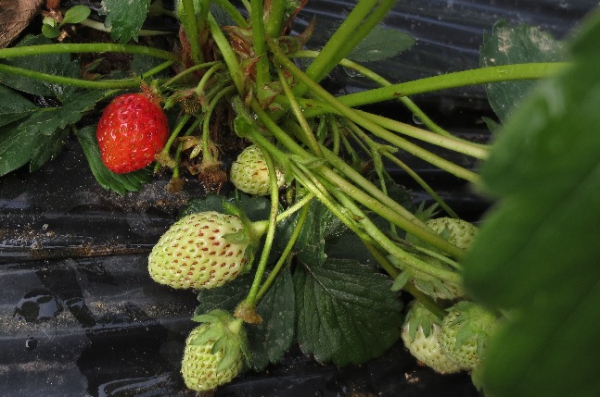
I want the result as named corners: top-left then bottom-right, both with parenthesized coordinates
top-left (0, 0), bottom-right (45, 48)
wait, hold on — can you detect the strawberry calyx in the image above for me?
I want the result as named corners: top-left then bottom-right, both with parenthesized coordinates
top-left (440, 301), bottom-right (499, 370)
top-left (190, 309), bottom-right (251, 371)
top-left (140, 79), bottom-right (166, 106)
top-left (221, 201), bottom-right (269, 266)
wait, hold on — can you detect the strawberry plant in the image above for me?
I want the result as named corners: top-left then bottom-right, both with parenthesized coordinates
top-left (1, 1), bottom-right (599, 396)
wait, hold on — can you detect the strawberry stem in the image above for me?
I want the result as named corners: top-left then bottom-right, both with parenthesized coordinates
top-left (334, 62), bottom-right (568, 109)
top-left (255, 201), bottom-right (312, 303)
top-left (0, 43), bottom-right (179, 62)
top-left (236, 148), bottom-right (281, 320)
top-left (179, 0), bottom-right (204, 64)
top-left (207, 14), bottom-right (244, 94)
top-left (250, 0), bottom-right (271, 90)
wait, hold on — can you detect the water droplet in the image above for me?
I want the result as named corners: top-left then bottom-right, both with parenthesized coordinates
top-left (342, 66), bottom-right (361, 78)
top-left (14, 289), bottom-right (64, 323)
top-left (412, 114), bottom-right (424, 125)
top-left (25, 337), bottom-right (38, 350)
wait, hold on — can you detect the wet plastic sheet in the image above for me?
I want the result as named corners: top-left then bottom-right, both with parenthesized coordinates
top-left (1, 1), bottom-right (597, 396)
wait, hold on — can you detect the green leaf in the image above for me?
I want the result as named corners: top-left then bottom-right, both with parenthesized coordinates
top-left (293, 258), bottom-right (403, 366)
top-left (0, 90), bottom-right (104, 176)
top-left (0, 85), bottom-right (38, 127)
top-left (76, 125), bottom-right (152, 194)
top-left (0, 35), bottom-right (79, 99)
top-left (481, 20), bottom-right (565, 122)
top-left (61, 5), bottom-right (91, 25)
top-left (30, 91), bottom-right (104, 134)
top-left (210, 2), bottom-right (237, 27)
top-left (347, 26), bottom-right (415, 63)
top-left (29, 128), bottom-right (70, 172)
top-left (0, 123), bottom-right (67, 176)
top-left (247, 266), bottom-right (295, 371)
top-left (41, 25), bottom-right (61, 39)
top-left (463, 11), bottom-right (600, 397)
top-left (194, 274), bottom-right (252, 316)
top-left (291, 200), bottom-right (346, 265)
top-left (100, 0), bottom-right (152, 43)
top-left (130, 53), bottom-right (169, 77)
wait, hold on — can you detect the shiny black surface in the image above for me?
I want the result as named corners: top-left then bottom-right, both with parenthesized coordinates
top-left (1, 1), bottom-right (596, 396)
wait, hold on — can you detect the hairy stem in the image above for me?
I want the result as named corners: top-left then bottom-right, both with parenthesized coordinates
top-left (0, 43), bottom-right (179, 62)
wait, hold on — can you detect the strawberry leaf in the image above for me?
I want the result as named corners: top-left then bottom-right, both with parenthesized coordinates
top-left (100, 0), bottom-right (151, 43)
top-left (291, 200), bottom-right (346, 266)
top-left (293, 258), bottom-right (403, 366)
top-left (347, 25), bottom-right (415, 63)
top-left (194, 273), bottom-right (253, 315)
top-left (463, 11), bottom-right (600, 397)
top-left (246, 266), bottom-right (295, 371)
top-left (0, 85), bottom-right (37, 127)
top-left (61, 5), bottom-right (91, 25)
top-left (76, 125), bottom-right (152, 194)
top-left (0, 90), bottom-right (104, 176)
top-left (0, 35), bottom-right (79, 100)
top-left (481, 20), bottom-right (564, 122)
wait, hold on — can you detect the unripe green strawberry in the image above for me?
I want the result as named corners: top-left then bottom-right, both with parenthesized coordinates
top-left (425, 217), bottom-right (478, 250)
top-left (148, 211), bottom-right (251, 290)
top-left (440, 301), bottom-right (498, 371)
top-left (230, 145), bottom-right (285, 196)
top-left (401, 217), bottom-right (478, 300)
top-left (181, 310), bottom-right (248, 391)
top-left (401, 301), bottom-right (462, 374)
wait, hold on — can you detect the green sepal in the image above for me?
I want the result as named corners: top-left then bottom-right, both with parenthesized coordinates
top-left (391, 271), bottom-right (410, 292)
top-left (404, 300), bottom-right (439, 341)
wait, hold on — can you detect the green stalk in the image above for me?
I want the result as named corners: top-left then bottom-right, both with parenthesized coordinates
top-left (336, 62), bottom-right (569, 108)
top-left (162, 61), bottom-right (222, 88)
top-left (241, 148), bottom-right (281, 309)
top-left (250, 0), bottom-right (270, 90)
top-left (278, 69), bottom-right (323, 157)
top-left (250, 100), bottom-right (463, 257)
top-left (207, 13), bottom-right (244, 94)
top-left (383, 151), bottom-right (459, 219)
top-left (296, 0), bottom-right (393, 94)
top-left (0, 63), bottom-right (139, 89)
top-left (265, 0), bottom-right (287, 37)
top-left (269, 40), bottom-right (480, 182)
top-left (255, 199), bottom-right (311, 303)
top-left (194, 63), bottom-right (225, 95)
top-left (155, 114), bottom-right (192, 172)
top-left (315, 154), bottom-right (464, 258)
top-left (328, 115), bottom-right (342, 156)
top-left (275, 193), bottom-right (314, 223)
top-left (239, 0), bottom-right (251, 13)
top-left (80, 18), bottom-right (174, 37)
top-left (361, 241), bottom-right (447, 320)
top-left (201, 85), bottom-right (236, 162)
top-left (197, 0), bottom-right (211, 32)
top-left (359, 110), bottom-right (489, 160)
top-left (295, 160), bottom-right (461, 283)
top-left (319, 175), bottom-right (461, 283)
top-left (213, 0), bottom-right (249, 27)
top-left (295, 50), bottom-right (456, 138)
top-left (0, 43), bottom-right (179, 62)
top-left (180, 0), bottom-right (203, 64)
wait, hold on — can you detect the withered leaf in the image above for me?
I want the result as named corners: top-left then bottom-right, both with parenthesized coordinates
top-left (0, 0), bottom-right (45, 48)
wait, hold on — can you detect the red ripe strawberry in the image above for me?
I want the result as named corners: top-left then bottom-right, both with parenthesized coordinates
top-left (96, 93), bottom-right (169, 174)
